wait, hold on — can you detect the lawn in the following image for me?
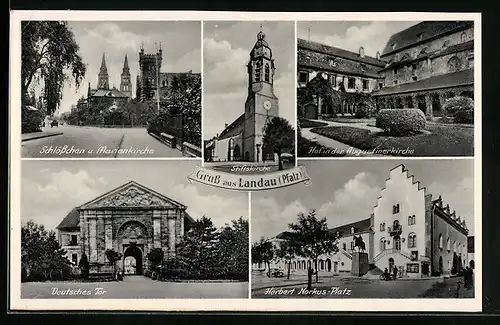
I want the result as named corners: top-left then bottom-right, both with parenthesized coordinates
top-left (298, 136), bottom-right (346, 157)
top-left (310, 125), bottom-right (474, 156)
top-left (298, 119), bottom-right (329, 128)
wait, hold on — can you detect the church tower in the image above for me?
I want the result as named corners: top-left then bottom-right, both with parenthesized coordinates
top-left (120, 55), bottom-right (132, 98)
top-left (243, 29), bottom-right (280, 163)
top-left (97, 53), bottom-right (110, 90)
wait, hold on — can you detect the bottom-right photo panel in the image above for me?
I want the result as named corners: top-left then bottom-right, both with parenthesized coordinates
top-left (251, 159), bottom-right (475, 299)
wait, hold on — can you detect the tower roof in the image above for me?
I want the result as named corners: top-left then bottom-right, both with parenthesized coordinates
top-left (122, 55), bottom-right (130, 75)
top-left (100, 53), bottom-right (108, 74)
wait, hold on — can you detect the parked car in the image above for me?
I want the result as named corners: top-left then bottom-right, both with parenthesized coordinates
top-left (50, 120), bottom-right (59, 128)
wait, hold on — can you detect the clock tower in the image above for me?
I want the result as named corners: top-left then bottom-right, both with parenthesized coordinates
top-left (243, 29), bottom-right (280, 162)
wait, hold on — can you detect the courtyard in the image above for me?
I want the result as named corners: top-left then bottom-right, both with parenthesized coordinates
top-left (299, 118), bottom-right (474, 157)
top-left (21, 275), bottom-right (249, 299)
top-left (251, 272), bottom-right (474, 299)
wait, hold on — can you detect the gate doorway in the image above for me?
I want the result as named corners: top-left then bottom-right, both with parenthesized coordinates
top-left (123, 245), bottom-right (143, 275)
top-left (389, 257), bottom-right (395, 273)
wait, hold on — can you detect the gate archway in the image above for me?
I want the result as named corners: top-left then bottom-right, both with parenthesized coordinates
top-left (123, 245), bottom-right (143, 275)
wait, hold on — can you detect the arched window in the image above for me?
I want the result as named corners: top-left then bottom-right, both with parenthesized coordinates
top-left (447, 56), bottom-right (462, 73)
top-left (408, 233), bottom-right (417, 248)
top-left (461, 32), bottom-right (467, 42)
top-left (264, 63), bottom-right (270, 82)
top-left (380, 237), bottom-right (386, 251)
top-left (446, 238), bottom-right (451, 251)
top-left (439, 234), bottom-right (443, 249)
top-left (254, 61), bottom-right (261, 82)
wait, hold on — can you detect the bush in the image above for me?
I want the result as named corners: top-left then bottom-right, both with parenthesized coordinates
top-left (355, 100), bottom-right (375, 118)
top-left (376, 109), bottom-right (426, 136)
top-left (21, 107), bottom-right (42, 133)
top-left (442, 96), bottom-right (474, 124)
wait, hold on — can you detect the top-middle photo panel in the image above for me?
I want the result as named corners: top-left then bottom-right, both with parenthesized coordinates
top-left (203, 21), bottom-right (296, 173)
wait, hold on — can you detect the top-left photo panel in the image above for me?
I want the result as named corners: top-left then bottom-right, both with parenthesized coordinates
top-left (20, 21), bottom-right (202, 158)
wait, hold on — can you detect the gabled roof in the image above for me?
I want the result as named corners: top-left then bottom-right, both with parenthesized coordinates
top-left (56, 207), bottom-right (80, 230)
top-left (381, 21), bottom-right (474, 56)
top-left (91, 87), bottom-right (129, 98)
top-left (372, 69), bottom-right (474, 96)
top-left (217, 113), bottom-right (245, 140)
top-left (298, 38), bottom-right (386, 67)
top-left (78, 181), bottom-right (187, 210)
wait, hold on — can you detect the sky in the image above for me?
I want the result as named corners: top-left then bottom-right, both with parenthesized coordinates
top-left (30, 21), bottom-right (201, 115)
top-left (297, 21), bottom-right (421, 58)
top-left (21, 160), bottom-right (247, 232)
top-left (203, 21), bottom-right (295, 139)
top-left (251, 159), bottom-right (475, 242)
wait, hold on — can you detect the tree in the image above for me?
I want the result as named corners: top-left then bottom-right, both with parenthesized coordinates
top-left (22, 21), bottom-right (86, 115)
top-left (105, 249), bottom-right (123, 281)
top-left (147, 248), bottom-right (164, 276)
top-left (21, 220), bottom-right (72, 281)
top-left (288, 210), bottom-right (338, 289)
top-left (253, 237), bottom-right (275, 278)
top-left (215, 217), bottom-right (249, 280)
top-left (275, 240), bottom-right (297, 280)
top-left (262, 117), bottom-right (295, 170)
top-left (176, 216), bottom-right (218, 279)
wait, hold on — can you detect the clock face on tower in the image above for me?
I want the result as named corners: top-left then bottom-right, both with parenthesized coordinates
top-left (263, 100), bottom-right (272, 110)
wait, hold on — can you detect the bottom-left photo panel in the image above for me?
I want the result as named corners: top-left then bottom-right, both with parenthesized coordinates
top-left (19, 160), bottom-right (249, 299)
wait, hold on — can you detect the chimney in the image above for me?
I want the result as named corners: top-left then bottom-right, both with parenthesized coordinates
top-left (445, 204), bottom-right (450, 214)
top-left (359, 46), bottom-right (365, 58)
top-left (225, 123), bottom-right (228, 128)
top-left (376, 51), bottom-right (380, 60)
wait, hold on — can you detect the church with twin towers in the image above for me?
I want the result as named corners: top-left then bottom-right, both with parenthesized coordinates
top-left (86, 45), bottom-right (199, 104)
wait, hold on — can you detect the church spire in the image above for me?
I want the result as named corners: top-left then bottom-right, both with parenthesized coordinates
top-left (122, 55), bottom-right (130, 76)
top-left (100, 53), bottom-right (108, 74)
top-left (97, 53), bottom-right (110, 89)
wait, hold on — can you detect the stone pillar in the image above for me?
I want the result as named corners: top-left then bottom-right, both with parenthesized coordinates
top-left (317, 96), bottom-right (323, 116)
top-left (168, 217), bottom-right (176, 257)
top-left (104, 215), bottom-right (112, 250)
top-left (89, 217), bottom-right (97, 263)
top-left (425, 94), bottom-right (433, 119)
top-left (180, 209), bottom-right (184, 237)
top-left (153, 210), bottom-right (161, 248)
top-left (412, 95), bottom-right (418, 110)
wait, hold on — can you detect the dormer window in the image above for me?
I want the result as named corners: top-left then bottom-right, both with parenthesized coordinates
top-left (393, 68), bottom-right (398, 75)
top-left (360, 64), bottom-right (366, 71)
top-left (328, 58), bottom-right (337, 67)
top-left (391, 43), bottom-right (397, 50)
top-left (392, 204), bottom-right (400, 214)
top-left (442, 40), bottom-right (450, 48)
top-left (351, 227), bottom-right (355, 234)
top-left (417, 32), bottom-right (424, 41)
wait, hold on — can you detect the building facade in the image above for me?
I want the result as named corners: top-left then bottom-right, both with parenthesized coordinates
top-left (372, 21), bottom-right (475, 118)
top-left (205, 30), bottom-right (280, 163)
top-left (297, 38), bottom-right (386, 119)
top-left (136, 45), bottom-right (200, 102)
top-left (255, 164), bottom-right (469, 278)
top-left (57, 181), bottom-right (194, 275)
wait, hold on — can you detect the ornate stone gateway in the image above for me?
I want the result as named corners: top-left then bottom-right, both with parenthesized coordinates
top-left (74, 181), bottom-right (193, 275)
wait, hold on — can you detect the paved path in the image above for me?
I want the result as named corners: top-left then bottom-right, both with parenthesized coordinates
top-left (21, 125), bottom-right (186, 158)
top-left (21, 276), bottom-right (249, 299)
top-left (301, 120), bottom-right (383, 157)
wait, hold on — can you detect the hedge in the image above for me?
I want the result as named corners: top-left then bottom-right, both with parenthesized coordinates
top-left (442, 96), bottom-right (474, 124)
top-left (376, 109), bottom-right (426, 136)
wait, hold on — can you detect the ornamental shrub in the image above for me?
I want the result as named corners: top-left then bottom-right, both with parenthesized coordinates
top-left (442, 96), bottom-right (474, 124)
top-left (376, 109), bottom-right (426, 136)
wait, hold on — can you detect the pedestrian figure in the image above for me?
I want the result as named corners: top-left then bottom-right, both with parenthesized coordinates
top-left (393, 266), bottom-right (398, 279)
top-left (463, 267), bottom-right (469, 288)
top-left (383, 267), bottom-right (389, 281)
top-left (466, 267), bottom-right (474, 289)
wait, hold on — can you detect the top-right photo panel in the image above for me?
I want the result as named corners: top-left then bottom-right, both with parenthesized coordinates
top-left (297, 21), bottom-right (475, 158)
